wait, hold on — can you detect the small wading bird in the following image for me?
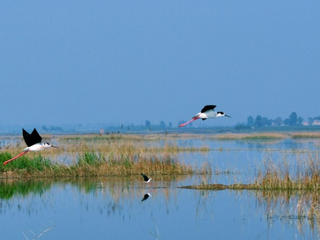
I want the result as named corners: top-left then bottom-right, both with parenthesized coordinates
top-left (141, 173), bottom-right (152, 183)
top-left (179, 105), bottom-right (231, 127)
top-left (3, 128), bottom-right (58, 165)
top-left (141, 193), bottom-right (151, 202)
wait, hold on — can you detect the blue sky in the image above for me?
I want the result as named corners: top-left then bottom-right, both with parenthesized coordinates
top-left (1, 1), bottom-right (319, 127)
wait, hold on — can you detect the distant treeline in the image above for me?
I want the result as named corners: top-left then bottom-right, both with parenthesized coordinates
top-left (236, 112), bottom-right (320, 129)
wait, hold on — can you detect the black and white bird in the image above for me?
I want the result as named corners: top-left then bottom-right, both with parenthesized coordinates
top-left (3, 128), bottom-right (58, 165)
top-left (141, 193), bottom-right (151, 202)
top-left (179, 105), bottom-right (231, 127)
top-left (141, 173), bottom-right (152, 183)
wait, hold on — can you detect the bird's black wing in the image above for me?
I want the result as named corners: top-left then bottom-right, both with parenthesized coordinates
top-left (141, 173), bottom-right (149, 181)
top-left (23, 128), bottom-right (42, 147)
top-left (201, 105), bottom-right (216, 113)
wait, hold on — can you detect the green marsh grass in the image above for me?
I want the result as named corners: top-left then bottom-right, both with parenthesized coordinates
top-left (0, 150), bottom-right (210, 179)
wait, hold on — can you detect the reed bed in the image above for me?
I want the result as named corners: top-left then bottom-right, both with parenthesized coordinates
top-left (252, 153), bottom-right (320, 190)
top-left (212, 132), bottom-right (288, 140)
top-left (182, 152), bottom-right (320, 191)
top-left (291, 132), bottom-right (320, 139)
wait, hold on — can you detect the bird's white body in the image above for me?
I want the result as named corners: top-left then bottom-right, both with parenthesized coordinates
top-left (145, 178), bottom-right (152, 183)
top-left (23, 143), bottom-right (53, 152)
top-left (194, 110), bottom-right (221, 120)
top-left (179, 105), bottom-right (231, 127)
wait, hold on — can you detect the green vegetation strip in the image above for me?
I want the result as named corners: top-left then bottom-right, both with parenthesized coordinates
top-left (0, 152), bottom-right (210, 179)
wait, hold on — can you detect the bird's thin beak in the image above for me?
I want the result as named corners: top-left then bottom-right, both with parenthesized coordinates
top-left (225, 115), bottom-right (231, 118)
top-left (51, 145), bottom-right (58, 148)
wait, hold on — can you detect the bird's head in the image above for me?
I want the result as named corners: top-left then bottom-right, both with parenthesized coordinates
top-left (217, 112), bottom-right (231, 118)
top-left (42, 142), bottom-right (58, 148)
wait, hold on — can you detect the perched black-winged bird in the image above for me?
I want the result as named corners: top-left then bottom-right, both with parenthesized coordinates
top-left (141, 193), bottom-right (151, 202)
top-left (141, 173), bottom-right (152, 183)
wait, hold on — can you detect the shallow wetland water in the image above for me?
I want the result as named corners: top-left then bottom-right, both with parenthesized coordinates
top-left (1, 134), bottom-right (320, 239)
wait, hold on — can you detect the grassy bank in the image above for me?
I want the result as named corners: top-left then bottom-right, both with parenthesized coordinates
top-left (0, 151), bottom-right (211, 179)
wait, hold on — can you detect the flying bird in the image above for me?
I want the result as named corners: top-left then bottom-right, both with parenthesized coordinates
top-left (141, 193), bottom-right (151, 202)
top-left (3, 128), bottom-right (58, 165)
top-left (179, 105), bottom-right (231, 127)
top-left (141, 173), bottom-right (152, 183)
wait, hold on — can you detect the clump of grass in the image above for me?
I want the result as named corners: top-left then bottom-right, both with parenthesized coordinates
top-left (213, 133), bottom-right (288, 140)
top-left (0, 152), bottom-right (54, 173)
top-left (77, 152), bottom-right (105, 166)
top-left (93, 152), bottom-right (199, 177)
top-left (252, 154), bottom-right (320, 190)
top-left (181, 153), bottom-right (320, 191)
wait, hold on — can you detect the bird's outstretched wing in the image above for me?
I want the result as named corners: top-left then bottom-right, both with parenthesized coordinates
top-left (141, 173), bottom-right (149, 182)
top-left (201, 105), bottom-right (216, 113)
top-left (23, 128), bottom-right (42, 147)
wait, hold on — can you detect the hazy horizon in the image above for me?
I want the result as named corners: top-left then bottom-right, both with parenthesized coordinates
top-left (1, 1), bottom-right (319, 128)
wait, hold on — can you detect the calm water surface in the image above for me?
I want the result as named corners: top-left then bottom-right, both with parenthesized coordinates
top-left (1, 138), bottom-right (320, 239)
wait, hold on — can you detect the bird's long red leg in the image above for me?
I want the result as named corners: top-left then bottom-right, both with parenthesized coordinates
top-left (3, 151), bottom-right (29, 165)
top-left (179, 117), bottom-right (200, 127)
